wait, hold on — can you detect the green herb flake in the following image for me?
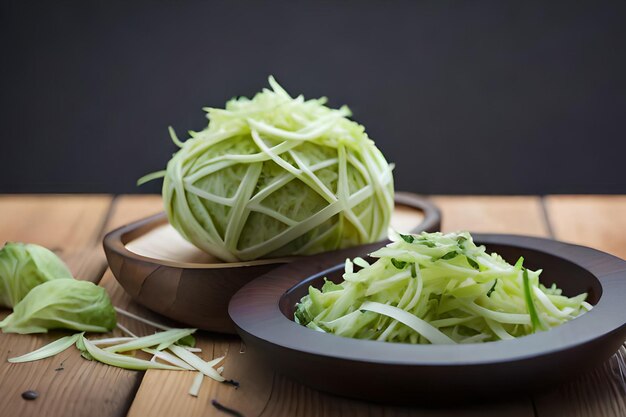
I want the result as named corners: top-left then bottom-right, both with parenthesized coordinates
top-left (410, 263), bottom-right (417, 278)
top-left (440, 251), bottom-right (458, 260)
top-left (390, 258), bottom-right (407, 269)
top-left (399, 234), bottom-right (415, 244)
top-left (486, 280), bottom-right (498, 297)
top-left (467, 257), bottom-right (480, 270)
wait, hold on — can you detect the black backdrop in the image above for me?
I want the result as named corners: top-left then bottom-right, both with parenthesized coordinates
top-left (2, 1), bottom-right (625, 194)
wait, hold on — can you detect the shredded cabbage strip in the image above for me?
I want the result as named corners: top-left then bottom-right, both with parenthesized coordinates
top-left (295, 231), bottom-right (590, 344)
top-left (144, 76), bottom-right (394, 261)
top-left (8, 333), bottom-right (81, 363)
top-left (7, 326), bottom-right (227, 385)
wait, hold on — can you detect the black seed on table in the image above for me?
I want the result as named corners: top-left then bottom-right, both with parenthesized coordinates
top-left (21, 390), bottom-right (39, 400)
top-left (224, 379), bottom-right (240, 388)
top-left (211, 399), bottom-right (244, 417)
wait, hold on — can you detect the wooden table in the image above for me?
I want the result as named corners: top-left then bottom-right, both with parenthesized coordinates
top-left (1, 194), bottom-right (625, 417)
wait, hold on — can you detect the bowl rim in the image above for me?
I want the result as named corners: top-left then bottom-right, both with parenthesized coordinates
top-left (102, 192), bottom-right (441, 270)
top-left (229, 233), bottom-right (626, 366)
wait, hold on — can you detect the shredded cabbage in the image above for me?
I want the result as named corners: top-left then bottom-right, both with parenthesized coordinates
top-left (295, 231), bottom-right (590, 344)
top-left (8, 333), bottom-right (82, 363)
top-left (168, 345), bottom-right (225, 382)
top-left (142, 348), bottom-right (196, 370)
top-left (79, 336), bottom-right (184, 371)
top-left (9, 327), bottom-right (226, 383)
top-left (104, 328), bottom-right (196, 353)
top-left (189, 371), bottom-right (204, 397)
top-left (140, 76), bottom-right (394, 261)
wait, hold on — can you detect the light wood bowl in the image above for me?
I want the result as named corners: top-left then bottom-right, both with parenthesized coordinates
top-left (103, 192), bottom-right (441, 333)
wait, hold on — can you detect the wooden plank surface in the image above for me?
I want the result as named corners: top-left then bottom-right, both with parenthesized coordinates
top-left (533, 196), bottom-right (626, 417)
top-left (432, 196), bottom-right (548, 236)
top-left (106, 195), bottom-right (163, 232)
top-left (91, 195), bottom-right (275, 417)
top-left (1, 195), bottom-right (625, 417)
top-left (0, 195), bottom-right (166, 417)
top-left (0, 195), bottom-right (144, 417)
top-left (0, 195), bottom-right (112, 281)
top-left (120, 195), bottom-right (543, 417)
top-left (545, 195), bottom-right (626, 259)
top-left (430, 196), bottom-right (548, 236)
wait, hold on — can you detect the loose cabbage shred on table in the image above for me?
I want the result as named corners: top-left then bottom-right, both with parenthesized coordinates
top-left (295, 231), bottom-right (592, 344)
top-left (7, 322), bottom-right (227, 385)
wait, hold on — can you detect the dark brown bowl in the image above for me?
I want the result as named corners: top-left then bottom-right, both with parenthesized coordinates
top-left (103, 193), bottom-right (441, 333)
top-left (228, 234), bottom-right (626, 403)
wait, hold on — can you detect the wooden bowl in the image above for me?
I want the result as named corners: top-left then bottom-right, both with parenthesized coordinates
top-left (229, 234), bottom-right (626, 403)
top-left (103, 192), bottom-right (441, 333)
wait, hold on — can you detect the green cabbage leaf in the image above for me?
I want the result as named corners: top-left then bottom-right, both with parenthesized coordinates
top-left (0, 242), bottom-right (73, 307)
top-left (0, 279), bottom-right (116, 334)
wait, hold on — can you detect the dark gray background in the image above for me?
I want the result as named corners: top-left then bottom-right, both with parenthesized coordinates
top-left (2, 1), bottom-right (625, 195)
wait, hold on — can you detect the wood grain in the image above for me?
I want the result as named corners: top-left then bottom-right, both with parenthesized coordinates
top-left (0, 195), bottom-right (137, 417)
top-left (2, 194), bottom-right (624, 417)
top-left (106, 195), bottom-right (272, 417)
top-left (0, 330), bottom-right (140, 417)
top-left (257, 374), bottom-right (534, 417)
top-left (98, 254), bottom-right (274, 417)
top-left (431, 196), bottom-right (548, 236)
top-left (105, 195), bottom-right (162, 233)
top-left (0, 271), bottom-right (174, 417)
top-left (544, 195), bottom-right (626, 259)
top-left (533, 196), bottom-right (626, 417)
top-left (101, 199), bottom-right (275, 417)
top-left (126, 327), bottom-right (274, 417)
top-left (111, 195), bottom-right (549, 417)
top-left (0, 195), bottom-right (168, 417)
top-left (0, 195), bottom-right (112, 281)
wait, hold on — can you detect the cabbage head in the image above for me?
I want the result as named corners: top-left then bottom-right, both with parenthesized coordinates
top-left (142, 77), bottom-right (394, 262)
top-left (0, 279), bottom-right (116, 334)
top-left (0, 242), bottom-right (73, 308)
